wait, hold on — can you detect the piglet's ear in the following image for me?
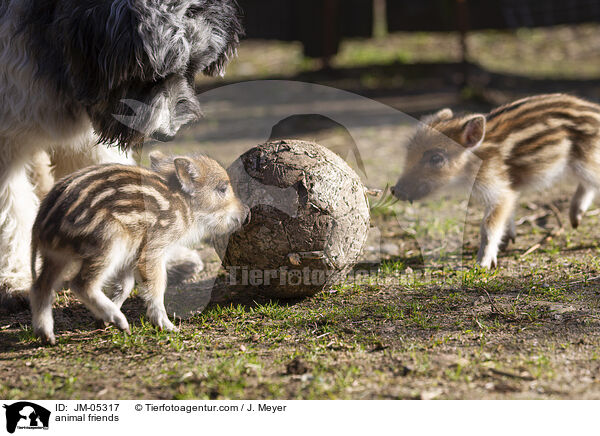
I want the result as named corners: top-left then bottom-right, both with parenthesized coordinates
top-left (420, 108), bottom-right (453, 124)
top-left (435, 108), bottom-right (453, 120)
top-left (174, 157), bottom-right (199, 194)
top-left (462, 115), bottom-right (486, 149)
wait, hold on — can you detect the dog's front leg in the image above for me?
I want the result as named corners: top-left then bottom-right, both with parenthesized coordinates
top-left (0, 153), bottom-right (39, 306)
top-left (51, 137), bottom-right (135, 179)
top-left (477, 192), bottom-right (517, 269)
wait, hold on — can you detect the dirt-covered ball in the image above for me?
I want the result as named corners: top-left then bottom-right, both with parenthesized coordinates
top-left (217, 140), bottom-right (370, 298)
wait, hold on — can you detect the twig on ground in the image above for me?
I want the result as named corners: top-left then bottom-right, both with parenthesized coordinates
top-left (547, 202), bottom-right (563, 229)
top-left (365, 187), bottom-right (382, 196)
top-left (489, 367), bottom-right (535, 381)
top-left (482, 289), bottom-right (518, 321)
top-left (515, 211), bottom-right (550, 227)
top-left (568, 275), bottom-right (600, 286)
top-left (520, 203), bottom-right (564, 258)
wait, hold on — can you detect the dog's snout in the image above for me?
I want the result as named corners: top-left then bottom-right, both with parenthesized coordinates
top-left (151, 131), bottom-right (176, 142)
top-left (390, 186), bottom-right (396, 196)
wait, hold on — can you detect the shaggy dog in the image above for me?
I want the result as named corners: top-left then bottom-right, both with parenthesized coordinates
top-left (0, 0), bottom-right (242, 310)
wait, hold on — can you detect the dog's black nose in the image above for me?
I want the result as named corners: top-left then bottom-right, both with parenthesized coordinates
top-left (390, 186), bottom-right (396, 196)
top-left (151, 131), bottom-right (176, 142)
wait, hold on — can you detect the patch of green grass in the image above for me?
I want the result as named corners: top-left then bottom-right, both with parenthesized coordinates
top-left (174, 354), bottom-right (264, 400)
top-left (372, 303), bottom-right (404, 321)
top-left (524, 354), bottom-right (554, 380)
top-left (380, 259), bottom-right (405, 275)
top-left (542, 241), bottom-right (561, 256)
top-left (2, 372), bottom-right (80, 399)
top-left (202, 303), bottom-right (248, 320)
top-left (334, 43), bottom-right (412, 68)
top-left (16, 324), bottom-right (36, 343)
top-left (459, 266), bottom-right (499, 288)
top-left (403, 301), bottom-right (440, 330)
top-left (527, 285), bottom-right (570, 303)
top-left (303, 363), bottom-right (363, 399)
top-left (251, 301), bottom-right (292, 320)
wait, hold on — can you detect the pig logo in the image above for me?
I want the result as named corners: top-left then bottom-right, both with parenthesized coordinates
top-left (3, 402), bottom-right (50, 433)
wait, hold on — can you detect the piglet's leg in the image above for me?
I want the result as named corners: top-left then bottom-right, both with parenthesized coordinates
top-left (138, 254), bottom-right (177, 332)
top-left (30, 257), bottom-right (67, 345)
top-left (499, 209), bottom-right (516, 251)
top-left (70, 261), bottom-right (130, 334)
top-left (569, 183), bottom-right (595, 229)
top-left (110, 270), bottom-right (135, 310)
top-left (477, 192), bottom-right (517, 269)
top-left (95, 270), bottom-right (136, 329)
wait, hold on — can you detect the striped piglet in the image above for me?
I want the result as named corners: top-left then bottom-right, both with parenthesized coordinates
top-left (392, 93), bottom-right (600, 268)
top-left (30, 151), bottom-right (248, 344)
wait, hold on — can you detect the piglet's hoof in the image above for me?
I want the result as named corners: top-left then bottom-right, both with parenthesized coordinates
top-left (498, 234), bottom-right (515, 252)
top-left (94, 319), bottom-right (108, 330)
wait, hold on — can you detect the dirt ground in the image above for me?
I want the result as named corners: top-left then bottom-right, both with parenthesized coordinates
top-left (2, 27), bottom-right (600, 399)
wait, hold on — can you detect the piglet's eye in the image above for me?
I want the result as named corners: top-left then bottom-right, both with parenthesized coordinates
top-left (429, 153), bottom-right (446, 168)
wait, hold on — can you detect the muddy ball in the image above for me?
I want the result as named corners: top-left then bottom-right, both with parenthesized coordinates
top-left (217, 140), bottom-right (370, 298)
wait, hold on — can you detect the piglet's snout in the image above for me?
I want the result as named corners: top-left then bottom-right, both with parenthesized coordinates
top-left (391, 184), bottom-right (409, 201)
top-left (232, 204), bottom-right (251, 229)
top-left (392, 179), bottom-right (433, 202)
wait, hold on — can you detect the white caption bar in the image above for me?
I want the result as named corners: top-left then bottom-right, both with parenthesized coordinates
top-left (0, 400), bottom-right (596, 435)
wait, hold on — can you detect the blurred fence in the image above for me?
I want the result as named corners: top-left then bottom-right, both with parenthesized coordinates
top-left (237, 0), bottom-right (600, 58)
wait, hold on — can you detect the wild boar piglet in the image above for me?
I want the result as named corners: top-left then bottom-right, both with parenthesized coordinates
top-left (30, 151), bottom-right (249, 344)
top-left (392, 93), bottom-right (600, 268)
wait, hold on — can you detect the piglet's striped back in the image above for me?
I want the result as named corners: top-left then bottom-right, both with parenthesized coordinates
top-left (33, 164), bottom-right (190, 253)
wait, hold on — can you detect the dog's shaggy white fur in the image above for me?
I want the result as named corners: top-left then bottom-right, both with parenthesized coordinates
top-left (0, 0), bottom-right (242, 309)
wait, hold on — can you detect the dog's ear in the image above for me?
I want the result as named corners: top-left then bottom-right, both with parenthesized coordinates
top-left (167, 0), bottom-right (243, 78)
top-left (195, 0), bottom-right (244, 77)
top-left (133, 1), bottom-right (191, 78)
top-left (56, 0), bottom-right (148, 104)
